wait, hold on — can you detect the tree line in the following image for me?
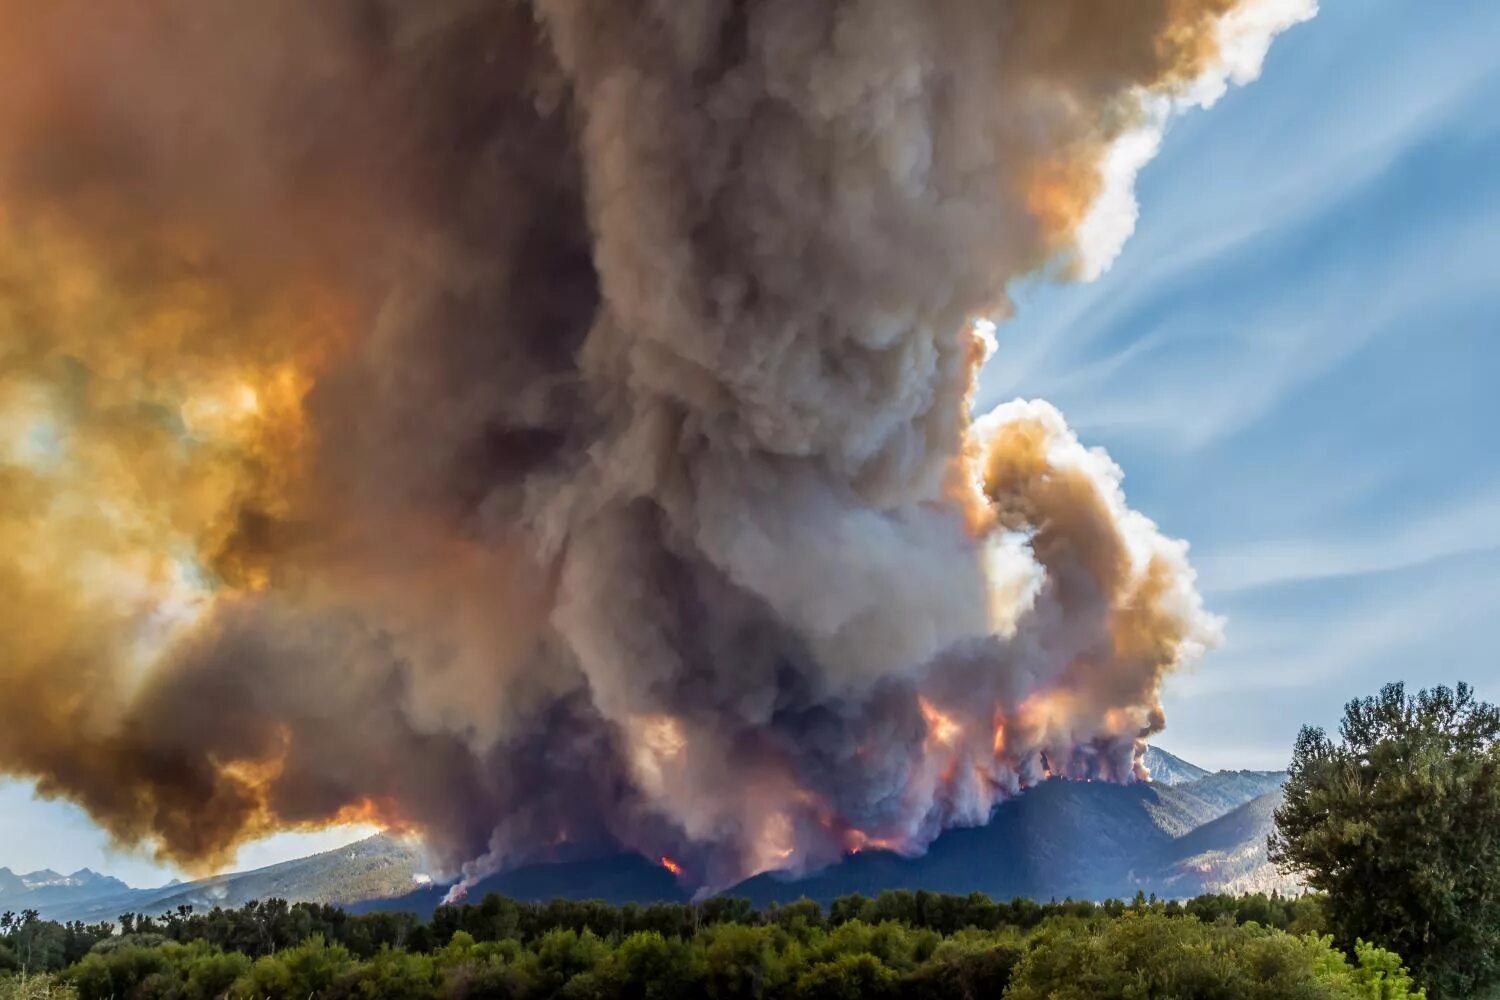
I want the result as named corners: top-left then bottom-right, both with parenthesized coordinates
top-left (0, 891), bottom-right (1417, 1000)
top-left (2, 888), bottom-right (1328, 971)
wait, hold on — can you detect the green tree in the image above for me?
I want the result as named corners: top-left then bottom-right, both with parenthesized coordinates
top-left (701, 923), bottom-right (788, 999)
top-left (66, 946), bottom-right (171, 1000)
top-left (528, 928), bottom-right (609, 996)
top-left (236, 934), bottom-right (355, 999)
top-left (342, 946), bottom-right (441, 1000)
top-left (1270, 682), bottom-right (1500, 998)
top-left (181, 948), bottom-right (250, 1000)
top-left (5, 920), bottom-right (66, 974)
top-left (793, 953), bottom-right (897, 1000)
top-left (596, 931), bottom-right (704, 999)
top-left (1006, 912), bottom-right (1423, 1000)
top-left (1347, 940), bottom-right (1428, 1000)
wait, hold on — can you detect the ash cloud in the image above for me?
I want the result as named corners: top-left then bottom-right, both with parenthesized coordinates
top-left (0, 0), bottom-right (1304, 888)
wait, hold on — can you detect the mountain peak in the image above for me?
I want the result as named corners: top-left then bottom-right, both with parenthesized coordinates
top-left (2, 756), bottom-right (1292, 920)
top-left (1142, 745), bottom-right (1211, 786)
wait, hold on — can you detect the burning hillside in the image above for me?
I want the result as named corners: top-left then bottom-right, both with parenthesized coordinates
top-left (0, 0), bottom-right (1310, 892)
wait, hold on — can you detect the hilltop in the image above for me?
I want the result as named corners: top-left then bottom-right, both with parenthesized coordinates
top-left (9, 747), bottom-right (1297, 922)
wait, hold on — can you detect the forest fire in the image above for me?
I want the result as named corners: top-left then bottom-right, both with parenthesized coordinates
top-left (920, 698), bottom-right (964, 747)
top-left (0, 0), bottom-right (1310, 894)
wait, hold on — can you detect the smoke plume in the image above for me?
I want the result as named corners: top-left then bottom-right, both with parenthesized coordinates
top-left (0, 0), bottom-right (1308, 889)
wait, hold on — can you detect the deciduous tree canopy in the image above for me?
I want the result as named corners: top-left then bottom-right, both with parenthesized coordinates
top-left (1271, 682), bottom-right (1500, 998)
top-left (0, 890), bottom-right (1423, 1000)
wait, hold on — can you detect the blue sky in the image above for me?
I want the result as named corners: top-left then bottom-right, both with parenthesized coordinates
top-left (4, 0), bottom-right (1498, 886)
top-left (979, 0), bottom-right (1500, 770)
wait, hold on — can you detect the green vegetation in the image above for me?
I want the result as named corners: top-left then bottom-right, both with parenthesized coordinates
top-left (0, 911), bottom-right (112, 978)
top-left (7, 678), bottom-right (1494, 998)
top-left (1272, 682), bottom-right (1500, 999)
top-left (0, 890), bottom-right (1420, 999)
top-left (0, 972), bottom-right (77, 1000)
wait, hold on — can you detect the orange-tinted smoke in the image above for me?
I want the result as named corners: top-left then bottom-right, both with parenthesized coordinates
top-left (0, 0), bottom-right (1284, 882)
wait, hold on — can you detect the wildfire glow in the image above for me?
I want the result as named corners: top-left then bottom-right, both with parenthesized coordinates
top-left (846, 830), bottom-right (902, 855)
top-left (919, 697), bottom-right (962, 746)
top-left (0, 0), bottom-right (1276, 893)
top-left (753, 811), bottom-right (799, 871)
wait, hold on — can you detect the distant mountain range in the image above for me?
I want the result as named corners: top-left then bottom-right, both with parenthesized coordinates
top-left (0, 866), bottom-right (131, 910)
top-left (9, 747), bottom-right (1297, 922)
top-left (2, 835), bottom-right (427, 923)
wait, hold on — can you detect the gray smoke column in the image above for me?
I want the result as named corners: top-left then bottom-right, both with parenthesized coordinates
top-left (0, 0), bottom-right (1310, 889)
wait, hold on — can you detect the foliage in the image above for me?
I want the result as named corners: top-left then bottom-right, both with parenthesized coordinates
top-left (0, 887), bottom-right (1421, 999)
top-left (793, 953), bottom-right (897, 1000)
top-left (1271, 682), bottom-right (1500, 998)
top-left (1005, 912), bottom-right (1424, 1000)
top-left (0, 972), bottom-right (77, 1000)
top-left (0, 913), bottom-right (110, 975)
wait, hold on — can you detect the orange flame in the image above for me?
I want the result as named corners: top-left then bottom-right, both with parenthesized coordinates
top-left (845, 830), bottom-right (901, 855)
top-left (325, 796), bottom-right (414, 836)
top-left (918, 696), bottom-right (962, 745)
top-left (660, 856), bottom-right (683, 876)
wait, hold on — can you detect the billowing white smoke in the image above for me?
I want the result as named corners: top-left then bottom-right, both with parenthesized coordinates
top-left (1077, 0), bottom-right (1318, 277)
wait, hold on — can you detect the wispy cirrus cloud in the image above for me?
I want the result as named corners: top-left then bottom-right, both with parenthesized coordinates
top-left (979, 0), bottom-right (1500, 770)
top-left (982, 0), bottom-right (1500, 454)
top-left (1161, 544), bottom-right (1500, 768)
top-left (1196, 490), bottom-right (1500, 595)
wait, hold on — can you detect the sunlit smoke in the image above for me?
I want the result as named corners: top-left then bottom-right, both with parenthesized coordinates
top-left (0, 0), bottom-right (1302, 890)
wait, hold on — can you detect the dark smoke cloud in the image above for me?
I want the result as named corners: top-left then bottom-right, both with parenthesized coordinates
top-left (0, 0), bottom-right (1307, 888)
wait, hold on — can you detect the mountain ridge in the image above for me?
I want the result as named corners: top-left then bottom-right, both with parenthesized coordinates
top-left (1149, 788), bottom-right (1296, 896)
top-left (2, 835), bottom-right (427, 923)
top-left (8, 747), bottom-right (1297, 921)
top-left (1140, 746), bottom-right (1211, 786)
top-left (0, 865), bottom-right (128, 903)
top-left (725, 764), bottom-right (1288, 908)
